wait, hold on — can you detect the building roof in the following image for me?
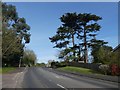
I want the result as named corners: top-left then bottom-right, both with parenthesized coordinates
top-left (113, 44), bottom-right (120, 52)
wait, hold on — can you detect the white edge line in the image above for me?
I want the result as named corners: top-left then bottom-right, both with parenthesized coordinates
top-left (57, 84), bottom-right (65, 88)
top-left (55, 76), bottom-right (60, 78)
top-left (12, 73), bottom-right (20, 80)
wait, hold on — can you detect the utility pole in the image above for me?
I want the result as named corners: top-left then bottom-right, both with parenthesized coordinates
top-left (19, 56), bottom-right (22, 68)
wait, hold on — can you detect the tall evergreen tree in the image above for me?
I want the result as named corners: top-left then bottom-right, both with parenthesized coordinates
top-left (50, 13), bottom-right (80, 62)
top-left (77, 13), bottom-right (102, 63)
top-left (2, 3), bottom-right (31, 66)
top-left (50, 12), bottom-right (106, 63)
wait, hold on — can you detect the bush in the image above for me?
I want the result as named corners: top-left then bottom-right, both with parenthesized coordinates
top-left (99, 64), bottom-right (110, 75)
top-left (51, 61), bottom-right (56, 68)
top-left (110, 64), bottom-right (120, 76)
top-left (51, 61), bottom-right (67, 68)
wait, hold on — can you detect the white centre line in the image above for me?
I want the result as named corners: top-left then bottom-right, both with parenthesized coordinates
top-left (49, 79), bottom-right (52, 81)
top-left (57, 84), bottom-right (65, 88)
top-left (55, 76), bottom-right (60, 78)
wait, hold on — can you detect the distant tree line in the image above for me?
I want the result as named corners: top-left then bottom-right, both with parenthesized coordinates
top-left (22, 49), bottom-right (37, 67)
top-left (36, 63), bottom-right (45, 67)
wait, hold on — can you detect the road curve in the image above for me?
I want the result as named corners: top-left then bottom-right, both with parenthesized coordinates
top-left (22, 67), bottom-right (119, 89)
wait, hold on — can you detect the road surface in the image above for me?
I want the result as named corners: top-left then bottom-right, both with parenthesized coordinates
top-left (21, 67), bottom-right (118, 89)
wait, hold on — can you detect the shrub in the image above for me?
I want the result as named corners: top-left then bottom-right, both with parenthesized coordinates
top-left (110, 64), bottom-right (120, 76)
top-left (99, 64), bottom-right (110, 75)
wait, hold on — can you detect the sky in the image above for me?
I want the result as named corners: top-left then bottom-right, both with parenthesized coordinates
top-left (3, 0), bottom-right (120, 2)
top-left (6, 2), bottom-right (118, 63)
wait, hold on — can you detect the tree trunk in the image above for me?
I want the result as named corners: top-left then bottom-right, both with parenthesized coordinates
top-left (72, 34), bottom-right (75, 59)
top-left (78, 45), bottom-right (81, 61)
top-left (84, 28), bottom-right (88, 63)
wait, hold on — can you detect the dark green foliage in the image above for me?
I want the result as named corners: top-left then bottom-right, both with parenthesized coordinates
top-left (2, 29), bottom-right (24, 67)
top-left (50, 61), bottom-right (66, 68)
top-left (2, 3), bottom-right (31, 67)
top-left (90, 39), bottom-right (108, 63)
top-left (92, 45), bottom-right (113, 64)
top-left (76, 13), bottom-right (102, 63)
top-left (49, 12), bottom-right (104, 63)
top-left (36, 63), bottom-right (45, 67)
top-left (51, 61), bottom-right (56, 68)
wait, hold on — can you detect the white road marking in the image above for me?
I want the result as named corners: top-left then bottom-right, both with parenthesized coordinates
top-left (14, 71), bottom-right (25, 88)
top-left (57, 84), bottom-right (65, 88)
top-left (55, 76), bottom-right (60, 78)
top-left (14, 72), bottom-right (21, 87)
top-left (20, 72), bottom-right (23, 74)
top-left (25, 67), bottom-right (27, 70)
top-left (49, 79), bottom-right (52, 81)
top-left (12, 73), bottom-right (20, 80)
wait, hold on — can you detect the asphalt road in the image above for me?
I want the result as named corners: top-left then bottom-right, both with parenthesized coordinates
top-left (2, 67), bottom-right (27, 88)
top-left (21, 67), bottom-right (119, 89)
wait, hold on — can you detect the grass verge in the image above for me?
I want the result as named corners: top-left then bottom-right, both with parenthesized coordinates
top-left (57, 66), bottom-right (102, 75)
top-left (0, 67), bottom-right (16, 74)
top-left (0, 68), bottom-right (2, 74)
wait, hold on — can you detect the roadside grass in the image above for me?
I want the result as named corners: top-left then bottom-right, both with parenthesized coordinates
top-left (0, 68), bottom-right (2, 74)
top-left (36, 64), bottom-right (46, 67)
top-left (0, 67), bottom-right (16, 74)
top-left (57, 66), bottom-right (102, 75)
